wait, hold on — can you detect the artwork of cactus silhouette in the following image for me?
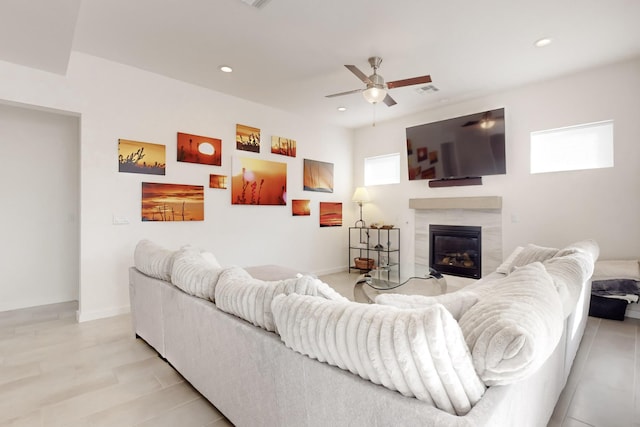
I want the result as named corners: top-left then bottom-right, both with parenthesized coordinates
top-left (271, 136), bottom-right (296, 157)
top-left (177, 132), bottom-right (222, 166)
top-left (232, 157), bottom-right (286, 206)
top-left (236, 124), bottom-right (260, 153)
top-left (118, 139), bottom-right (166, 175)
top-left (141, 182), bottom-right (204, 221)
top-left (303, 159), bottom-right (334, 193)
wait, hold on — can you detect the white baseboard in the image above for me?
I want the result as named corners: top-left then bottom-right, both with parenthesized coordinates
top-left (314, 265), bottom-right (349, 276)
top-left (77, 305), bottom-right (130, 323)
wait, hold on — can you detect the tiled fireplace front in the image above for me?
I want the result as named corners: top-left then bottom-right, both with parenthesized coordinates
top-left (411, 197), bottom-right (502, 278)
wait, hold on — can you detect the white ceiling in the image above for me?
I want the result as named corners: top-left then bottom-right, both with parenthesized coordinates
top-left (2, 0), bottom-right (640, 128)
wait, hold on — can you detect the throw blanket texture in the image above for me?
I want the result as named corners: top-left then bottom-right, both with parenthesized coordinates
top-left (215, 267), bottom-right (347, 332)
top-left (459, 262), bottom-right (563, 385)
top-left (272, 293), bottom-right (486, 416)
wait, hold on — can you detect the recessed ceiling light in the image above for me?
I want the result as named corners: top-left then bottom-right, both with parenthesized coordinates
top-left (534, 38), bottom-right (552, 48)
top-left (219, 65), bottom-right (233, 73)
top-left (337, 106), bottom-right (347, 112)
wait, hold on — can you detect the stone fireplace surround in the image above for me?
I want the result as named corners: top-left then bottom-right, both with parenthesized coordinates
top-left (410, 196), bottom-right (502, 278)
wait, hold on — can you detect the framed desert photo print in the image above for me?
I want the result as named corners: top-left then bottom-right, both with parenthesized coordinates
top-left (141, 182), bottom-right (204, 221)
top-left (319, 202), bottom-right (342, 227)
top-left (292, 199), bottom-right (311, 216)
top-left (177, 132), bottom-right (222, 166)
top-left (236, 124), bottom-right (260, 153)
top-left (118, 139), bottom-right (166, 175)
top-left (231, 157), bottom-right (287, 205)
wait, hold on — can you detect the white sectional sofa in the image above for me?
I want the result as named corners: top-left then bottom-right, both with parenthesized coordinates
top-left (129, 239), bottom-right (599, 427)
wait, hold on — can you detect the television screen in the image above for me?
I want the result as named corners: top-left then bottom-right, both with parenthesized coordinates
top-left (406, 108), bottom-right (506, 181)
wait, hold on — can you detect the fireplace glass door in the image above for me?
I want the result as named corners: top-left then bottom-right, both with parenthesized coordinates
top-left (429, 225), bottom-right (481, 279)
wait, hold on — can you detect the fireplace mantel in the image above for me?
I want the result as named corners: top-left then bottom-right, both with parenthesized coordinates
top-left (409, 196), bottom-right (502, 211)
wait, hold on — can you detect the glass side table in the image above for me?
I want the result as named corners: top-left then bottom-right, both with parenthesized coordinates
top-left (353, 267), bottom-right (447, 303)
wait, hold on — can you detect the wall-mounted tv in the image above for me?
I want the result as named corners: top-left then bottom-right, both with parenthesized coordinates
top-left (406, 108), bottom-right (506, 182)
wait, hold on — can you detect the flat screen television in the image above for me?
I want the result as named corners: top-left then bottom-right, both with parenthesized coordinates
top-left (406, 108), bottom-right (506, 181)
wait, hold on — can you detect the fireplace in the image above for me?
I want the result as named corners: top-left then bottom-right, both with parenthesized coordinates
top-left (429, 225), bottom-right (482, 279)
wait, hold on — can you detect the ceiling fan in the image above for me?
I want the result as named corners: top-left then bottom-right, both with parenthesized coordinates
top-left (325, 57), bottom-right (432, 106)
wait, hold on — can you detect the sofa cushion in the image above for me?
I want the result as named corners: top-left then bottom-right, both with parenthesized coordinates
top-left (495, 246), bottom-right (523, 274)
top-left (505, 243), bottom-right (559, 273)
top-left (374, 291), bottom-right (479, 320)
top-left (272, 294), bottom-right (485, 416)
top-left (215, 267), bottom-right (348, 332)
top-left (133, 239), bottom-right (176, 281)
top-left (458, 262), bottom-right (563, 386)
top-left (171, 246), bottom-right (224, 301)
top-left (543, 244), bottom-right (598, 317)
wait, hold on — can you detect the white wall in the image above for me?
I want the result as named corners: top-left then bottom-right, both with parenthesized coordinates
top-left (0, 53), bottom-right (354, 320)
top-left (353, 57), bottom-right (640, 267)
top-left (0, 103), bottom-right (80, 311)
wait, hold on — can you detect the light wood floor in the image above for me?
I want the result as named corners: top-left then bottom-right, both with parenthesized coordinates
top-left (0, 301), bottom-right (232, 427)
top-left (1, 272), bottom-right (639, 426)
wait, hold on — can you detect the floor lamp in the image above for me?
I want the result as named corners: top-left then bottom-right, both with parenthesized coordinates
top-left (352, 187), bottom-right (370, 228)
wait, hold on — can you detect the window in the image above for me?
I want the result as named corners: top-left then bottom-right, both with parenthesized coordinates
top-left (364, 153), bottom-right (400, 186)
top-left (530, 120), bottom-right (614, 174)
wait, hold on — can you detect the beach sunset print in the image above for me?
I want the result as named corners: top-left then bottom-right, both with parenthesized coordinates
top-left (118, 139), bottom-right (166, 175)
top-left (231, 157), bottom-right (287, 205)
top-left (141, 182), bottom-right (204, 221)
top-left (319, 202), bottom-right (342, 227)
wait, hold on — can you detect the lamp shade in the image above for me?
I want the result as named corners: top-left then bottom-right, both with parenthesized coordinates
top-left (352, 187), bottom-right (371, 203)
top-left (362, 86), bottom-right (387, 104)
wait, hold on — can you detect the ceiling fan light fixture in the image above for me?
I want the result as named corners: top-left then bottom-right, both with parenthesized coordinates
top-left (362, 86), bottom-right (387, 104)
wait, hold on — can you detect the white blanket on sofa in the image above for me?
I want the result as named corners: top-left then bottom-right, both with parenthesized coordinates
top-left (272, 294), bottom-right (486, 416)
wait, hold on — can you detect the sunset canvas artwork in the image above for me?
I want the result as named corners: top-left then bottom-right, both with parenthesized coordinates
top-left (118, 139), bottom-right (166, 175)
top-left (319, 202), bottom-right (342, 227)
top-left (177, 132), bottom-right (222, 166)
top-left (271, 136), bottom-right (296, 157)
top-left (209, 174), bottom-right (227, 189)
top-left (231, 157), bottom-right (287, 205)
top-left (236, 124), bottom-right (260, 153)
top-left (141, 182), bottom-right (204, 221)
top-left (304, 159), bottom-right (334, 193)
top-left (292, 199), bottom-right (311, 216)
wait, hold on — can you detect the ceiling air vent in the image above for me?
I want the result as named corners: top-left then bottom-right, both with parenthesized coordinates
top-left (416, 84), bottom-right (439, 94)
top-left (240, 0), bottom-right (271, 8)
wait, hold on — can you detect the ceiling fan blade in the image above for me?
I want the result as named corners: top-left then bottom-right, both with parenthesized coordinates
top-left (386, 75), bottom-right (432, 89)
top-left (325, 88), bottom-right (363, 98)
top-left (345, 65), bottom-right (372, 84)
top-left (383, 94), bottom-right (397, 107)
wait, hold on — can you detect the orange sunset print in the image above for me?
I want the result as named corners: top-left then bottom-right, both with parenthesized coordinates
top-left (292, 199), bottom-right (311, 216)
top-left (236, 124), bottom-right (260, 153)
top-left (231, 157), bottom-right (286, 205)
top-left (118, 139), bottom-right (166, 175)
top-left (141, 183), bottom-right (204, 221)
top-left (271, 136), bottom-right (296, 157)
top-left (177, 132), bottom-right (222, 166)
top-left (319, 202), bottom-right (342, 227)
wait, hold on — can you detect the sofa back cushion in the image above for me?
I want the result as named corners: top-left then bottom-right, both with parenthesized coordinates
top-left (171, 246), bottom-right (224, 301)
top-left (458, 262), bottom-right (563, 386)
top-left (374, 291), bottom-right (478, 320)
top-left (504, 243), bottom-right (559, 273)
top-left (134, 239), bottom-right (176, 281)
top-left (215, 267), bottom-right (347, 332)
top-left (272, 294), bottom-right (486, 416)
